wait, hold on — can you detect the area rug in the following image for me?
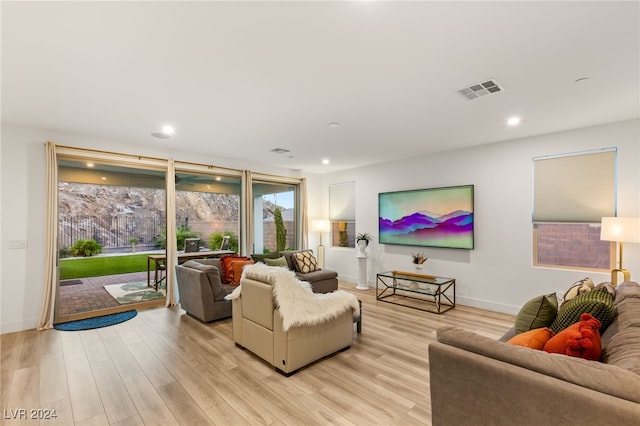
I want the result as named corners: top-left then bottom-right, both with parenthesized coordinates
top-left (54, 310), bottom-right (137, 331)
top-left (60, 279), bottom-right (83, 286)
top-left (103, 281), bottom-right (166, 304)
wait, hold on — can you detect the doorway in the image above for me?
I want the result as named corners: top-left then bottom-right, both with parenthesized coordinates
top-left (55, 159), bottom-right (167, 323)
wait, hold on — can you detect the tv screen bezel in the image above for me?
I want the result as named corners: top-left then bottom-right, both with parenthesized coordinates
top-left (378, 184), bottom-right (474, 250)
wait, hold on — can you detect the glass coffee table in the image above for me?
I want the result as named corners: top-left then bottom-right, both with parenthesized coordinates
top-left (376, 271), bottom-right (455, 314)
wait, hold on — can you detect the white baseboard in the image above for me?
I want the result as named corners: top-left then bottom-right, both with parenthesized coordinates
top-left (456, 296), bottom-right (520, 316)
top-left (1, 317), bottom-right (39, 334)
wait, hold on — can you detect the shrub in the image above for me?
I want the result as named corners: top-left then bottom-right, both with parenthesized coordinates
top-left (209, 231), bottom-right (238, 252)
top-left (70, 239), bottom-right (103, 257)
top-left (274, 207), bottom-right (287, 252)
top-left (155, 226), bottom-right (199, 250)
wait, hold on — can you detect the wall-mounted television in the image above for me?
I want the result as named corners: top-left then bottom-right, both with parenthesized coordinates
top-left (378, 185), bottom-right (474, 249)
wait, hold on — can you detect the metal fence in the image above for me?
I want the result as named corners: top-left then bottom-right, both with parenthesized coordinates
top-left (58, 213), bottom-right (165, 249)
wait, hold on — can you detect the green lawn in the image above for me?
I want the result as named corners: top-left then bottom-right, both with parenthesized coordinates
top-left (59, 253), bottom-right (152, 280)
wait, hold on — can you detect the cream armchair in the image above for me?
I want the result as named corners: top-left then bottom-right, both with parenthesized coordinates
top-left (230, 264), bottom-right (359, 376)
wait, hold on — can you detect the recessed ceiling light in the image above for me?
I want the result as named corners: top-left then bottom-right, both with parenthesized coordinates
top-left (86, 163), bottom-right (94, 168)
top-left (215, 176), bottom-right (221, 181)
top-left (507, 116), bottom-right (521, 126)
top-left (322, 158), bottom-right (330, 165)
top-left (328, 122), bottom-right (341, 128)
top-left (162, 125), bottom-right (175, 135)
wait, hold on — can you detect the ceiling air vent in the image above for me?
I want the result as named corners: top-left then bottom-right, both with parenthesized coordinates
top-left (270, 148), bottom-right (290, 154)
top-left (458, 79), bottom-right (503, 100)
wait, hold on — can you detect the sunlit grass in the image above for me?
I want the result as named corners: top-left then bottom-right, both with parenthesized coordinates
top-left (59, 253), bottom-right (153, 280)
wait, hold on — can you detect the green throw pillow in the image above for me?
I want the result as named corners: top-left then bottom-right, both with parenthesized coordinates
top-left (550, 286), bottom-right (615, 334)
top-left (264, 256), bottom-right (288, 267)
top-left (515, 293), bottom-right (558, 334)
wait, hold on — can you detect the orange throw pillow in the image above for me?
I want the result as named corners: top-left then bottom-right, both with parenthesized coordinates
top-left (221, 256), bottom-right (251, 284)
top-left (508, 327), bottom-right (555, 350)
top-left (229, 259), bottom-right (253, 286)
top-left (543, 313), bottom-right (602, 361)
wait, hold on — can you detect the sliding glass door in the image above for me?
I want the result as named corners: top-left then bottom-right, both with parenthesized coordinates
top-left (174, 171), bottom-right (241, 253)
top-left (56, 158), bottom-right (166, 321)
top-left (251, 180), bottom-right (298, 254)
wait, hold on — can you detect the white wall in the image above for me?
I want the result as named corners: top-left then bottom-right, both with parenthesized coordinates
top-left (2, 119), bottom-right (638, 332)
top-left (0, 123), bottom-right (316, 334)
top-left (320, 119), bottom-right (640, 315)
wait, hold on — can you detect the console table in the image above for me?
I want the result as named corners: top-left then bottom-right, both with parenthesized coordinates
top-left (147, 250), bottom-right (235, 290)
top-left (376, 270), bottom-right (455, 314)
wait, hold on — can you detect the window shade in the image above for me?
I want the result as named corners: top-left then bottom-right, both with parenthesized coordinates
top-left (329, 182), bottom-right (355, 221)
top-left (533, 149), bottom-right (616, 222)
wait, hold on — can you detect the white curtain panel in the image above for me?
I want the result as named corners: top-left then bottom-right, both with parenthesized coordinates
top-left (38, 141), bottom-right (59, 330)
top-left (242, 170), bottom-right (253, 256)
top-left (165, 159), bottom-right (178, 307)
top-left (301, 177), bottom-right (308, 249)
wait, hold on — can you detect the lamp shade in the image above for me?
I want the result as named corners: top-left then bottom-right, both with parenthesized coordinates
top-left (311, 219), bottom-right (330, 233)
top-left (600, 217), bottom-right (640, 243)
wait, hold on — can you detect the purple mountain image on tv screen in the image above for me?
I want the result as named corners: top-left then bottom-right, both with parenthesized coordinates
top-left (378, 185), bottom-right (474, 249)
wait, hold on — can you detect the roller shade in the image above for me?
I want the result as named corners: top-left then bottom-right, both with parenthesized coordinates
top-left (329, 182), bottom-right (355, 221)
top-left (533, 149), bottom-right (616, 222)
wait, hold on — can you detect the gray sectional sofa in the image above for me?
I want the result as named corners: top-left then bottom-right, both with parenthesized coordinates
top-left (251, 249), bottom-right (339, 293)
top-left (428, 281), bottom-right (640, 426)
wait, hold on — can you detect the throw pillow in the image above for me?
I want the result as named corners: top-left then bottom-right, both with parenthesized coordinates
top-left (293, 250), bottom-right (318, 273)
top-left (221, 256), bottom-right (251, 284)
top-left (543, 313), bottom-right (602, 361)
top-left (508, 327), bottom-right (555, 350)
top-left (264, 256), bottom-right (288, 267)
top-left (560, 277), bottom-right (594, 307)
top-left (514, 293), bottom-right (558, 334)
top-left (228, 259), bottom-right (253, 286)
top-left (550, 286), bottom-right (615, 334)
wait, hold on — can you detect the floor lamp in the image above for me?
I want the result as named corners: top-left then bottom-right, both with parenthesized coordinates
top-left (311, 219), bottom-right (330, 269)
top-left (600, 217), bottom-right (640, 285)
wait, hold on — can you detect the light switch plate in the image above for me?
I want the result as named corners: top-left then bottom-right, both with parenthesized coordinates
top-left (9, 240), bottom-right (28, 249)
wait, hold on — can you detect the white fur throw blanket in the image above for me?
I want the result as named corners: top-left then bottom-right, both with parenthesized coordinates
top-left (226, 263), bottom-right (359, 331)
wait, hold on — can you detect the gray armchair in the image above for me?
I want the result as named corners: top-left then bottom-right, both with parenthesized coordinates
top-left (175, 259), bottom-right (234, 322)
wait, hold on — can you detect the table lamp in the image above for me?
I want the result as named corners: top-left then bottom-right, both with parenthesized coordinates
top-left (311, 219), bottom-right (330, 269)
top-left (600, 217), bottom-right (640, 285)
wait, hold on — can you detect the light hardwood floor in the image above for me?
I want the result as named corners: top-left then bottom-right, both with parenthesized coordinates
top-left (1, 283), bottom-right (514, 426)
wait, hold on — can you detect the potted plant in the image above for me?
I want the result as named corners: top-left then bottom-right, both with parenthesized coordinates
top-left (356, 232), bottom-right (373, 246)
top-left (355, 232), bottom-right (373, 258)
top-left (411, 252), bottom-right (427, 270)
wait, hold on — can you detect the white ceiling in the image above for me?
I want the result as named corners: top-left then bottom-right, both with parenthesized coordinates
top-left (2, 1), bottom-right (639, 174)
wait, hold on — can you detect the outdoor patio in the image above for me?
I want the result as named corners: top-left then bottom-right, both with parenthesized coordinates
top-left (57, 271), bottom-right (157, 316)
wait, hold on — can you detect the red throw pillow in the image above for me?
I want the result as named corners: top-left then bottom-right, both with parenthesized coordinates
top-left (221, 256), bottom-right (251, 284)
top-left (508, 327), bottom-right (555, 350)
top-left (543, 313), bottom-right (602, 361)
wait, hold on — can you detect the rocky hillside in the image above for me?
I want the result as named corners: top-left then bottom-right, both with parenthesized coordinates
top-left (58, 183), bottom-right (283, 249)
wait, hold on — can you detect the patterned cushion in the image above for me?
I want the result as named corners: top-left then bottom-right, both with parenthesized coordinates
top-left (293, 250), bottom-right (318, 273)
top-left (550, 286), bottom-right (615, 334)
top-left (560, 277), bottom-right (594, 307)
